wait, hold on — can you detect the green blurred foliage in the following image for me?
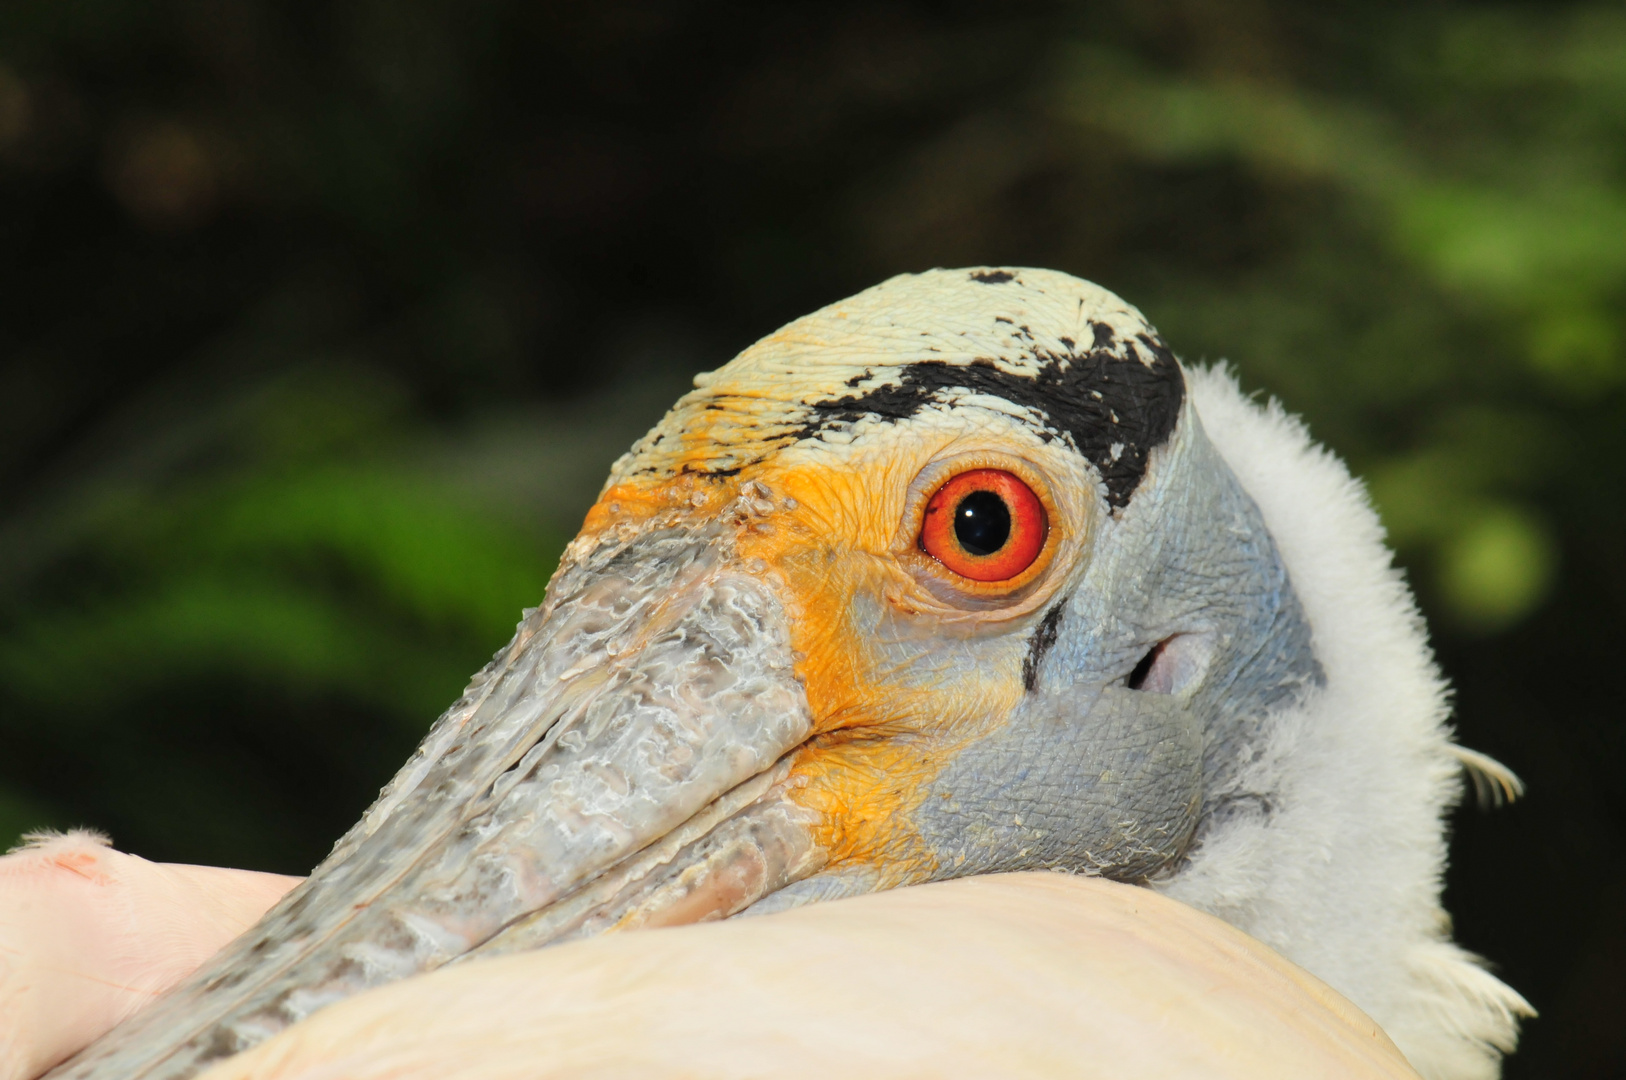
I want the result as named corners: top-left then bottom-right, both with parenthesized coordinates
top-left (0, 2), bottom-right (1622, 1074)
top-left (1049, 6), bottom-right (1625, 634)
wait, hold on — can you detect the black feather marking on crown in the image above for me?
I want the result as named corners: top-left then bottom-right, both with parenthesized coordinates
top-left (793, 324), bottom-right (1185, 511)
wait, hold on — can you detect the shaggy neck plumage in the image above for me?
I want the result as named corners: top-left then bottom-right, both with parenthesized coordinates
top-left (1153, 367), bottom-right (1530, 1080)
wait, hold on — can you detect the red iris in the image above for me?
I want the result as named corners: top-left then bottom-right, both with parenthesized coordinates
top-left (919, 469), bottom-right (1048, 582)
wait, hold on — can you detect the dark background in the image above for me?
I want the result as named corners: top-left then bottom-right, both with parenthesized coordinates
top-left (1, 2), bottom-right (1621, 1075)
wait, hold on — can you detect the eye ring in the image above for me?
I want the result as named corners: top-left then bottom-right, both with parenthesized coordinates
top-left (919, 469), bottom-right (1048, 582)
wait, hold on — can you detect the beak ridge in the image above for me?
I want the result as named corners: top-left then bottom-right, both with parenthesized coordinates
top-left (54, 522), bottom-right (819, 1080)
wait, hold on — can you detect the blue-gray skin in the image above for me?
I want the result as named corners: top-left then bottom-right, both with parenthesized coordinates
top-left (755, 396), bottom-right (1321, 912)
top-left (918, 398), bottom-right (1321, 877)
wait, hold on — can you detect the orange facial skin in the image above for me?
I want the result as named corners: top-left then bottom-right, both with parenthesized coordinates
top-left (579, 415), bottom-right (1085, 892)
top-left (580, 473), bottom-right (959, 886)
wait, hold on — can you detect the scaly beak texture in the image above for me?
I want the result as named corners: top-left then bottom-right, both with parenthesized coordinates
top-left (53, 436), bottom-right (1035, 1080)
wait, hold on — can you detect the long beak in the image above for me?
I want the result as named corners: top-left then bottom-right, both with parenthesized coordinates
top-left (54, 511), bottom-right (827, 1080)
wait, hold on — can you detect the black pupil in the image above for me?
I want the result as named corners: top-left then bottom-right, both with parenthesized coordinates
top-left (954, 490), bottom-right (1011, 556)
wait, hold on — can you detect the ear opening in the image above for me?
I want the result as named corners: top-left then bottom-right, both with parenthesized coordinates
top-left (1126, 641), bottom-right (1165, 691)
top-left (1126, 633), bottom-right (1215, 695)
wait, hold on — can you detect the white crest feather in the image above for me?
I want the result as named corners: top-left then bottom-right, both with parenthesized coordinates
top-left (1452, 747), bottom-right (1524, 809)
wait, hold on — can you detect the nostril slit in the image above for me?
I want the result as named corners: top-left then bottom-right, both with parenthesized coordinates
top-left (1127, 639), bottom-right (1168, 691)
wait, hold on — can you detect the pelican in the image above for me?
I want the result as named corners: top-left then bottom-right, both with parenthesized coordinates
top-left (22, 268), bottom-right (1528, 1079)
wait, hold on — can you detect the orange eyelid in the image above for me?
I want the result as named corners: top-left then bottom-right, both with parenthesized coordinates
top-left (918, 468), bottom-right (1049, 583)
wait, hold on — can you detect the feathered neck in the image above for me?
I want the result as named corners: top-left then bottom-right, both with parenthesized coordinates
top-left (1155, 367), bottom-right (1531, 1080)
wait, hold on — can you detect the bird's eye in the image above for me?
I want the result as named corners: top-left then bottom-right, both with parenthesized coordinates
top-left (919, 469), bottom-right (1048, 582)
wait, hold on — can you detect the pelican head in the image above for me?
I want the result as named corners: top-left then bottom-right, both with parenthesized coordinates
top-left (57, 269), bottom-right (1525, 1080)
